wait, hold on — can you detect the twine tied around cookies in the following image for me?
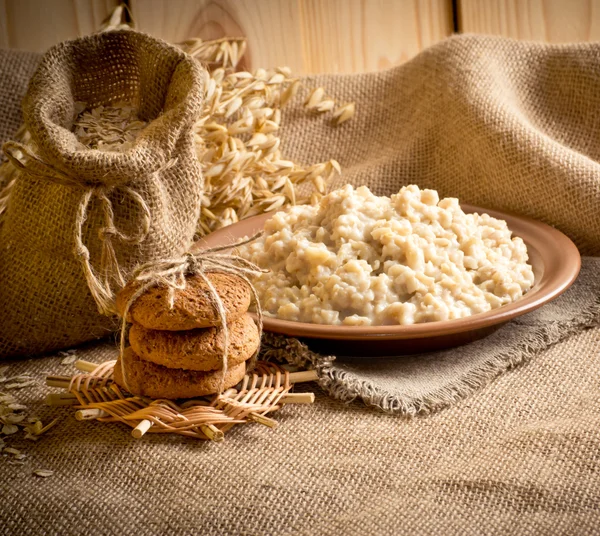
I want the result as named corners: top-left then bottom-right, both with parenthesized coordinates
top-left (118, 233), bottom-right (267, 394)
top-left (2, 140), bottom-right (177, 316)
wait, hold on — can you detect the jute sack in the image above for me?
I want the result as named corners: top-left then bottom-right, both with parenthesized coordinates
top-left (0, 30), bottom-right (205, 358)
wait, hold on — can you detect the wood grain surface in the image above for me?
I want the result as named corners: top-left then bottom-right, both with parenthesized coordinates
top-left (4, 1), bottom-right (600, 73)
top-left (129, 0), bottom-right (453, 73)
top-left (130, 0), bottom-right (303, 72)
top-left (0, 0), bottom-right (454, 73)
top-left (0, 0), bottom-right (117, 52)
top-left (130, 0), bottom-right (454, 73)
top-left (296, 0), bottom-right (453, 72)
top-left (459, 0), bottom-right (600, 42)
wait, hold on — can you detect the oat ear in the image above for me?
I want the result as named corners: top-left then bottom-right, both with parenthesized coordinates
top-left (188, 38), bottom-right (354, 235)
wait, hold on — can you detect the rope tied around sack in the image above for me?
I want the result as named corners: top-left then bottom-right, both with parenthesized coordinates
top-left (2, 141), bottom-right (175, 315)
top-left (118, 233), bottom-right (266, 394)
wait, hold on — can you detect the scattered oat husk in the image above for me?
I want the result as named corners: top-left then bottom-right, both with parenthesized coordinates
top-left (99, 4), bottom-right (132, 33)
top-left (0, 366), bottom-right (57, 464)
top-left (333, 102), bottom-right (356, 125)
top-left (3, 375), bottom-right (32, 383)
top-left (2, 424), bottom-right (18, 435)
top-left (59, 350), bottom-right (78, 366)
top-left (33, 469), bottom-right (54, 478)
top-left (4, 413), bottom-right (25, 424)
top-left (72, 102), bottom-right (148, 152)
top-left (5, 380), bottom-right (35, 390)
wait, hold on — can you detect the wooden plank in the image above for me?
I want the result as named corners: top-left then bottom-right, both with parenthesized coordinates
top-left (130, 0), bottom-right (305, 73)
top-left (299, 0), bottom-right (454, 72)
top-left (0, 0), bottom-right (454, 72)
top-left (459, 0), bottom-right (600, 42)
top-left (129, 0), bottom-right (454, 73)
top-left (0, 1), bottom-right (8, 49)
top-left (0, 0), bottom-right (117, 53)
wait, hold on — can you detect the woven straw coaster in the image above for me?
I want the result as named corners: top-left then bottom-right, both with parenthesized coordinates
top-left (46, 360), bottom-right (316, 442)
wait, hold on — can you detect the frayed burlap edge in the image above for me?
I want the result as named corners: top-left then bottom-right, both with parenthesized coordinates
top-left (261, 292), bottom-right (600, 417)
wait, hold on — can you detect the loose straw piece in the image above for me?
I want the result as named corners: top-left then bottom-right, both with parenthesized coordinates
top-left (132, 419), bottom-right (152, 439)
top-left (76, 408), bottom-right (109, 420)
top-left (47, 369), bottom-right (318, 392)
top-left (46, 393), bottom-right (78, 406)
top-left (38, 419), bottom-right (59, 435)
top-left (248, 412), bottom-right (278, 428)
top-left (46, 376), bottom-right (71, 389)
top-left (288, 370), bottom-right (319, 383)
top-left (200, 423), bottom-right (224, 442)
top-left (280, 393), bottom-right (315, 404)
top-left (75, 360), bottom-right (99, 373)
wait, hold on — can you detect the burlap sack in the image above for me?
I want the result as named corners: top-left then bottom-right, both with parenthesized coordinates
top-left (0, 31), bottom-right (205, 358)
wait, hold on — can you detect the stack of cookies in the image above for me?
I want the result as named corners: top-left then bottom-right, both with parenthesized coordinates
top-left (113, 272), bottom-right (260, 399)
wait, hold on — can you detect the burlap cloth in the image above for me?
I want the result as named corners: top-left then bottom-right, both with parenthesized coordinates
top-left (2, 35), bottom-right (600, 534)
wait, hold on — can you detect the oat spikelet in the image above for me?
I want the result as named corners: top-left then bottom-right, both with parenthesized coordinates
top-left (178, 37), bottom-right (247, 70)
top-left (188, 38), bottom-right (354, 235)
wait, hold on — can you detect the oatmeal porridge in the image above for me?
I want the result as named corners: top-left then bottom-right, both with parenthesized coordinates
top-left (236, 184), bottom-right (535, 326)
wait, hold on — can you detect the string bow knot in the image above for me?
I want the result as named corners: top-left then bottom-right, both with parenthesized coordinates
top-left (2, 141), bottom-right (175, 315)
top-left (119, 233), bottom-right (266, 394)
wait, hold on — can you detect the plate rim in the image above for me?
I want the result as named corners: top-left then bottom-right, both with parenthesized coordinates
top-left (195, 205), bottom-right (581, 341)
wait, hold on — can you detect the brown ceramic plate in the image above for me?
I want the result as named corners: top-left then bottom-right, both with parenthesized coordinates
top-left (194, 206), bottom-right (581, 356)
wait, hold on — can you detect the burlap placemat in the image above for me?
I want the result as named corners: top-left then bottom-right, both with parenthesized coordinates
top-left (2, 322), bottom-right (599, 534)
top-left (2, 36), bottom-right (600, 533)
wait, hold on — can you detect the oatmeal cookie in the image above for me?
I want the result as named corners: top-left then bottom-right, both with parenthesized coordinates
top-left (116, 272), bottom-right (252, 331)
top-left (114, 347), bottom-right (246, 398)
top-left (129, 314), bottom-right (259, 371)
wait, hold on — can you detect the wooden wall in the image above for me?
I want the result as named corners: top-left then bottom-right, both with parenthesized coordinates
top-left (1, 0), bottom-right (600, 74)
top-left (0, 0), bottom-right (116, 52)
top-left (458, 0), bottom-right (600, 42)
top-left (129, 0), bottom-right (453, 73)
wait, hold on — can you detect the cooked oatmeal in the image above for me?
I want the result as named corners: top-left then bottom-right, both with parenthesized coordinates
top-left (237, 185), bottom-right (535, 326)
